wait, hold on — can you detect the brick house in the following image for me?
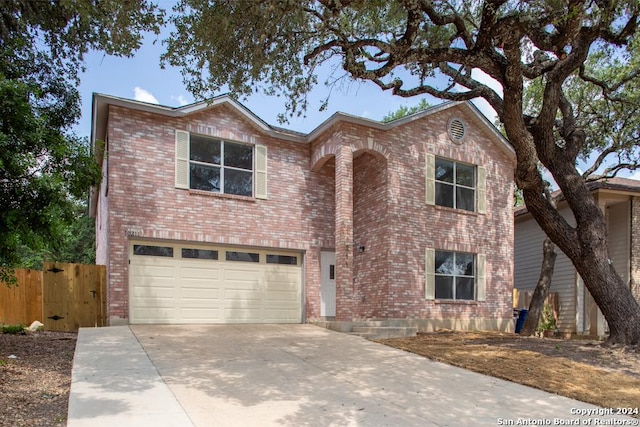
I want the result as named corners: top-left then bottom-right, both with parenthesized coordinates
top-left (90, 93), bottom-right (516, 332)
top-left (514, 177), bottom-right (640, 336)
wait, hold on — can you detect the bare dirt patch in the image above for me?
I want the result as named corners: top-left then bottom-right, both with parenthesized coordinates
top-left (0, 331), bottom-right (77, 427)
top-left (378, 331), bottom-right (640, 411)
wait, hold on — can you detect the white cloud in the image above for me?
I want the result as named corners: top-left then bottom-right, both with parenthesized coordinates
top-left (629, 170), bottom-right (640, 181)
top-left (171, 94), bottom-right (190, 106)
top-left (133, 87), bottom-right (159, 104)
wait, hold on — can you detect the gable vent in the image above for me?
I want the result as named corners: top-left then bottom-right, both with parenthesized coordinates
top-left (448, 118), bottom-right (466, 143)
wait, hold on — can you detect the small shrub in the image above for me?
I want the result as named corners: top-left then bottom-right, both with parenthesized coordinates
top-left (536, 304), bottom-right (556, 332)
top-left (1, 324), bottom-right (26, 334)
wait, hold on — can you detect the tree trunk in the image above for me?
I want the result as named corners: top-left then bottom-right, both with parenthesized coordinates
top-left (497, 28), bottom-right (640, 345)
top-left (520, 236), bottom-right (557, 336)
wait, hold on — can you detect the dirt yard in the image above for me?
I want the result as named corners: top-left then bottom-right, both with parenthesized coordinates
top-left (0, 331), bottom-right (76, 427)
top-left (378, 330), bottom-right (640, 412)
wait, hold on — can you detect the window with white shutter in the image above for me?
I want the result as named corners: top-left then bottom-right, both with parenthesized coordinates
top-left (425, 154), bottom-right (435, 206)
top-left (477, 166), bottom-right (487, 214)
top-left (425, 248), bottom-right (435, 300)
top-left (476, 253), bottom-right (486, 301)
top-left (175, 131), bottom-right (267, 198)
top-left (430, 156), bottom-right (485, 213)
top-left (175, 130), bottom-right (190, 189)
top-left (426, 249), bottom-right (484, 301)
top-left (255, 145), bottom-right (267, 199)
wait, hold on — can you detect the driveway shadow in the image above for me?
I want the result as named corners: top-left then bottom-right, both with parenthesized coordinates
top-left (131, 324), bottom-right (623, 426)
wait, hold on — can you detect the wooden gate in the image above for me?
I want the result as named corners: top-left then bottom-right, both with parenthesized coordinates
top-left (42, 262), bottom-right (106, 331)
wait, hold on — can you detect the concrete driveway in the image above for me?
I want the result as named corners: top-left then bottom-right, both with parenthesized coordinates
top-left (68, 324), bottom-right (634, 426)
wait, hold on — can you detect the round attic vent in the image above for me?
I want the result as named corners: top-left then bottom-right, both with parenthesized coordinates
top-left (448, 118), bottom-right (466, 144)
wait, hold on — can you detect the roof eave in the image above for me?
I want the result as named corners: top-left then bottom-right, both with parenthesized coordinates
top-left (90, 93), bottom-right (307, 144)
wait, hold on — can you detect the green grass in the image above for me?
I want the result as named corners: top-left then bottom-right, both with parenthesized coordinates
top-left (1, 324), bottom-right (26, 334)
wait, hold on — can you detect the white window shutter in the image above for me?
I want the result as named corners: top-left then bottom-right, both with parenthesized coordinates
top-left (477, 166), bottom-right (487, 214)
top-left (255, 144), bottom-right (268, 199)
top-left (476, 253), bottom-right (486, 301)
top-left (425, 153), bottom-right (435, 205)
top-left (175, 130), bottom-right (190, 189)
top-left (425, 248), bottom-right (435, 300)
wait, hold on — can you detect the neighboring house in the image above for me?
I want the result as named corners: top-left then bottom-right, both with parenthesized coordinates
top-left (514, 178), bottom-right (640, 335)
top-left (89, 93), bottom-right (516, 332)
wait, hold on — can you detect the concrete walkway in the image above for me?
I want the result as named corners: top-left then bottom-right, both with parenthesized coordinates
top-left (68, 325), bottom-right (636, 426)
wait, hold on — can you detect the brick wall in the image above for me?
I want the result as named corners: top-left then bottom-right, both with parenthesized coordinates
top-left (98, 101), bottom-right (514, 326)
top-left (353, 152), bottom-right (389, 318)
top-left (101, 104), bottom-right (335, 322)
top-left (332, 108), bottom-right (514, 322)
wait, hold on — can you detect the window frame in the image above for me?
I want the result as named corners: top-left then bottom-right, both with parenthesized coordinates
top-left (434, 250), bottom-right (476, 301)
top-left (426, 249), bottom-right (483, 301)
top-left (434, 157), bottom-right (477, 212)
top-left (175, 130), bottom-right (268, 199)
top-left (188, 134), bottom-right (254, 197)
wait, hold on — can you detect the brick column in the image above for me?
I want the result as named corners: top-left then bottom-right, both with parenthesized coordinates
top-left (631, 197), bottom-right (640, 304)
top-left (335, 145), bottom-right (355, 321)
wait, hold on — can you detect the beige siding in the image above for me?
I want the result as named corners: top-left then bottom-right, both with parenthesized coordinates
top-left (608, 202), bottom-right (630, 286)
top-left (514, 208), bottom-right (577, 332)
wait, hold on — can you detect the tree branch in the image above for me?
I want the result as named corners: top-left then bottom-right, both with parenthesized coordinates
top-left (581, 146), bottom-right (619, 178)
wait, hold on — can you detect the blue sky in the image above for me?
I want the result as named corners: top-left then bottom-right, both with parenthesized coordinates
top-left (74, 10), bottom-right (637, 181)
top-left (74, 7), bottom-right (500, 140)
top-left (75, 31), bottom-right (446, 139)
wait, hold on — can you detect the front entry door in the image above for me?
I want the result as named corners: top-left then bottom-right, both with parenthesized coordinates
top-left (320, 251), bottom-right (336, 317)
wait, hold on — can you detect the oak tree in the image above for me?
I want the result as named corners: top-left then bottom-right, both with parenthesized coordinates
top-left (164, 0), bottom-right (640, 343)
top-left (0, 1), bottom-right (164, 283)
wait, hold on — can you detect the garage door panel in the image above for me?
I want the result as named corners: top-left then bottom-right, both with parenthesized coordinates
top-left (179, 308), bottom-right (221, 321)
top-left (223, 281), bottom-right (260, 292)
top-left (224, 307), bottom-right (261, 321)
top-left (180, 265), bottom-right (221, 280)
top-left (264, 280), bottom-right (300, 291)
top-left (264, 290), bottom-right (299, 303)
top-left (180, 288), bottom-right (220, 299)
top-left (224, 268), bottom-right (261, 281)
top-left (131, 286), bottom-right (177, 299)
top-left (180, 301), bottom-right (221, 310)
top-left (129, 242), bottom-right (302, 324)
top-left (223, 289), bottom-right (262, 302)
top-left (133, 264), bottom-right (175, 277)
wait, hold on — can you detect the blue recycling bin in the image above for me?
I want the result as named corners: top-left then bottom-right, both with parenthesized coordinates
top-left (515, 309), bottom-right (528, 333)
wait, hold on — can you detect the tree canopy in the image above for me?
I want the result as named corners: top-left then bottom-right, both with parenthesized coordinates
top-left (381, 98), bottom-right (431, 122)
top-left (0, 1), bottom-right (164, 283)
top-left (164, 0), bottom-right (640, 344)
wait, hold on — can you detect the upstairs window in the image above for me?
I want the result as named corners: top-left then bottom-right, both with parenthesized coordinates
top-left (435, 158), bottom-right (475, 212)
top-left (189, 135), bottom-right (253, 196)
top-left (425, 154), bottom-right (486, 214)
top-left (175, 130), bottom-right (268, 199)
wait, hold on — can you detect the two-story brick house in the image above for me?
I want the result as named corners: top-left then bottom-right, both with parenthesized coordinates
top-left (90, 93), bottom-right (516, 332)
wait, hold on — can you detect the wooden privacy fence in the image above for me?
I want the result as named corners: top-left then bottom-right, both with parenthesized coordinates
top-left (0, 262), bottom-right (106, 332)
top-left (0, 269), bottom-right (43, 327)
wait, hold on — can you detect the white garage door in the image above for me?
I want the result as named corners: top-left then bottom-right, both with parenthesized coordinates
top-left (129, 241), bottom-right (303, 324)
